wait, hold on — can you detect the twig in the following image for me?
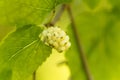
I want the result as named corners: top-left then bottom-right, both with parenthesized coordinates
top-left (51, 4), bottom-right (66, 26)
top-left (66, 5), bottom-right (93, 80)
top-left (45, 4), bottom-right (66, 27)
top-left (33, 71), bottom-right (36, 80)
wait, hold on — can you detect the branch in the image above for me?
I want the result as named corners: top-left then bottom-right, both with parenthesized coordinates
top-left (66, 5), bottom-right (93, 80)
top-left (45, 4), bottom-right (66, 27)
top-left (33, 71), bottom-right (36, 80)
top-left (51, 4), bottom-right (66, 26)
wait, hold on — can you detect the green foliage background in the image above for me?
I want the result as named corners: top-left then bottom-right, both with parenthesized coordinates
top-left (0, 0), bottom-right (120, 80)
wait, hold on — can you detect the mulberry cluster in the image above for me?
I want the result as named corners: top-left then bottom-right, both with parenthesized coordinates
top-left (40, 27), bottom-right (71, 52)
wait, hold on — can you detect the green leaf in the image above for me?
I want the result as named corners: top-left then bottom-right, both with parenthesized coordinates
top-left (0, 0), bottom-right (71, 27)
top-left (0, 68), bottom-right (12, 80)
top-left (0, 24), bottom-right (52, 80)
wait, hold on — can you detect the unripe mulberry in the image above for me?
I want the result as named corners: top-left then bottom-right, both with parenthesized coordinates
top-left (39, 26), bottom-right (71, 52)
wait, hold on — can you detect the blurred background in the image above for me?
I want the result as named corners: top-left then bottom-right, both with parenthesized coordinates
top-left (0, 0), bottom-right (120, 80)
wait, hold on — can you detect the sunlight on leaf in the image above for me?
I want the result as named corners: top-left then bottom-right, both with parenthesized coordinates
top-left (0, 0), bottom-right (71, 27)
top-left (0, 25), bottom-right (52, 80)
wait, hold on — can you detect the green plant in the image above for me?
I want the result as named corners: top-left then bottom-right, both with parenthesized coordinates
top-left (0, 0), bottom-right (120, 80)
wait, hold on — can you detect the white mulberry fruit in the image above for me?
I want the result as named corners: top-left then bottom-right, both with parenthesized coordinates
top-left (39, 26), bottom-right (71, 53)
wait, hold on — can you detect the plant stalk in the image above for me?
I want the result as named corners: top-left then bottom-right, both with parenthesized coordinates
top-left (45, 4), bottom-right (66, 27)
top-left (33, 71), bottom-right (36, 80)
top-left (66, 4), bottom-right (93, 80)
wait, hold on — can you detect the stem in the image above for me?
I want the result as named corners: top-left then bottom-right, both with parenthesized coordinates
top-left (45, 9), bottom-right (56, 27)
top-left (66, 5), bottom-right (93, 80)
top-left (51, 4), bottom-right (66, 26)
top-left (33, 71), bottom-right (36, 80)
top-left (45, 4), bottom-right (66, 27)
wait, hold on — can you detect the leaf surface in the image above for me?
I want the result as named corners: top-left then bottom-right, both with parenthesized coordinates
top-left (0, 0), bottom-right (71, 27)
top-left (0, 25), bottom-right (52, 80)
